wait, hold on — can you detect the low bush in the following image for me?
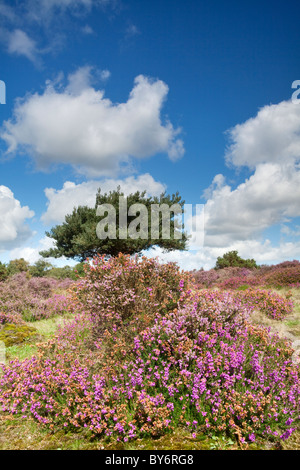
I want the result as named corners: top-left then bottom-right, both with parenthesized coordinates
top-left (71, 253), bottom-right (192, 344)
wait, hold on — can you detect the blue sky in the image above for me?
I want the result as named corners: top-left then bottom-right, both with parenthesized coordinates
top-left (0, 0), bottom-right (300, 270)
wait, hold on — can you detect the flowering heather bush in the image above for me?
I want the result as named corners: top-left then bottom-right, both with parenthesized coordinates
top-left (27, 276), bottom-right (73, 297)
top-left (235, 288), bottom-right (294, 321)
top-left (263, 266), bottom-right (300, 288)
top-left (71, 253), bottom-right (192, 342)
top-left (260, 260), bottom-right (300, 272)
top-left (0, 310), bottom-right (22, 326)
top-left (191, 267), bottom-right (259, 289)
top-left (0, 286), bottom-right (299, 446)
top-left (218, 276), bottom-right (260, 290)
top-left (190, 268), bottom-right (220, 288)
top-left (191, 261), bottom-right (300, 289)
top-left (216, 267), bottom-right (257, 281)
top-left (0, 272), bottom-right (73, 324)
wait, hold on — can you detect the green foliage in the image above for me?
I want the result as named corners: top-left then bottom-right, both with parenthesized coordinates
top-left (1, 258), bottom-right (81, 281)
top-left (7, 258), bottom-right (30, 276)
top-left (40, 186), bottom-right (189, 261)
top-left (46, 266), bottom-right (77, 280)
top-left (0, 262), bottom-right (8, 281)
top-left (215, 250), bottom-right (258, 270)
top-left (29, 260), bottom-right (53, 277)
top-left (73, 262), bottom-right (86, 278)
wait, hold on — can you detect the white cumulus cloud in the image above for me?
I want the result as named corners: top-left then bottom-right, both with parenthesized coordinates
top-left (8, 236), bottom-right (75, 266)
top-left (200, 98), bottom-right (300, 254)
top-left (225, 99), bottom-right (300, 169)
top-left (144, 238), bottom-right (300, 272)
top-left (0, 186), bottom-right (34, 250)
top-left (203, 163), bottom-right (300, 247)
top-left (1, 72), bottom-right (184, 176)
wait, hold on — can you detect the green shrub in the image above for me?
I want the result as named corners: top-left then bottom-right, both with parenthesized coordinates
top-left (215, 251), bottom-right (258, 270)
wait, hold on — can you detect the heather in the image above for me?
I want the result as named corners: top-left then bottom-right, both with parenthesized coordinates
top-left (191, 267), bottom-right (260, 289)
top-left (0, 273), bottom-right (73, 325)
top-left (263, 266), bottom-right (300, 289)
top-left (0, 256), bottom-right (299, 449)
top-left (191, 261), bottom-right (300, 290)
top-left (70, 253), bottom-right (192, 342)
top-left (235, 288), bottom-right (294, 321)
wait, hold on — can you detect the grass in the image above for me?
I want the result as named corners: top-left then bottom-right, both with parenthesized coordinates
top-left (5, 314), bottom-right (74, 361)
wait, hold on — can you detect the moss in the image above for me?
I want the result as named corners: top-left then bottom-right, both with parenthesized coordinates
top-left (103, 430), bottom-right (230, 451)
top-left (0, 323), bottom-right (38, 347)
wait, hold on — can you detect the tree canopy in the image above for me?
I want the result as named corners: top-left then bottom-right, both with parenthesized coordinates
top-left (40, 187), bottom-right (189, 262)
top-left (0, 262), bottom-right (8, 281)
top-left (7, 258), bottom-right (30, 276)
top-left (215, 250), bottom-right (258, 270)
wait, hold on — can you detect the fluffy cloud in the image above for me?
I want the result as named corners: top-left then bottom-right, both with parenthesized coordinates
top-left (225, 100), bottom-right (300, 168)
top-left (172, 99), bottom-right (300, 266)
top-left (144, 239), bottom-right (300, 272)
top-left (8, 236), bottom-right (75, 266)
top-left (203, 163), bottom-right (300, 247)
top-left (1, 72), bottom-right (184, 176)
top-left (0, 186), bottom-right (34, 250)
top-left (81, 24), bottom-right (94, 35)
top-left (41, 173), bottom-right (166, 225)
top-left (65, 66), bottom-right (110, 94)
top-left (7, 29), bottom-right (40, 64)
top-left (199, 98), bottom-right (300, 253)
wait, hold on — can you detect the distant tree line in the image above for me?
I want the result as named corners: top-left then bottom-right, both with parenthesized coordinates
top-left (0, 250), bottom-right (260, 282)
top-left (0, 258), bottom-right (85, 282)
